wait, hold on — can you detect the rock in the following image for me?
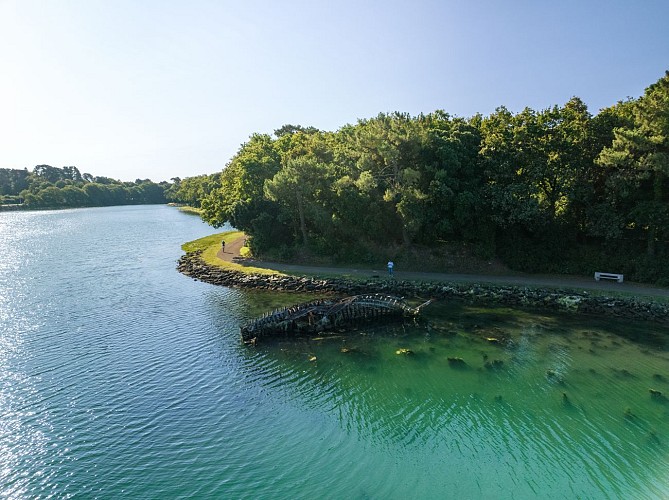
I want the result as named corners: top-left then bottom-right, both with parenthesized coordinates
top-left (176, 252), bottom-right (669, 325)
top-left (447, 356), bottom-right (467, 367)
top-left (546, 369), bottom-right (565, 384)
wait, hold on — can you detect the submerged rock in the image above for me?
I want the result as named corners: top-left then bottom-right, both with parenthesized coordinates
top-left (546, 369), bottom-right (565, 385)
top-left (612, 368), bottom-right (635, 379)
top-left (649, 388), bottom-right (666, 402)
top-left (447, 357), bottom-right (467, 368)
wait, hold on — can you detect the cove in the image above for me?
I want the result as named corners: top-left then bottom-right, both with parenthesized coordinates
top-left (1, 205), bottom-right (668, 498)
top-left (239, 298), bottom-right (669, 498)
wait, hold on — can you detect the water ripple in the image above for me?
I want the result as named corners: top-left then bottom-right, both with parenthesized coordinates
top-left (2, 207), bottom-right (669, 498)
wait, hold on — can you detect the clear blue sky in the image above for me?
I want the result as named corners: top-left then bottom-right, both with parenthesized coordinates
top-left (1, 0), bottom-right (668, 182)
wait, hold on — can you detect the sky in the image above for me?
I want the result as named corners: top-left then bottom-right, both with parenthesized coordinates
top-left (1, 0), bottom-right (668, 182)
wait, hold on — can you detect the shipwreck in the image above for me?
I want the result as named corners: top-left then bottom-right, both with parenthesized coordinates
top-left (241, 293), bottom-right (432, 343)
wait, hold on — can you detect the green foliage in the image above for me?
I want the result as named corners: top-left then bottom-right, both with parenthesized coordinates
top-left (200, 133), bottom-right (281, 229)
top-left (0, 168), bottom-right (29, 197)
top-left (0, 165), bottom-right (168, 208)
top-left (597, 71), bottom-right (669, 256)
top-left (480, 98), bottom-right (596, 232)
top-left (180, 71), bottom-right (669, 284)
top-left (164, 174), bottom-right (220, 207)
top-left (181, 230), bottom-right (279, 275)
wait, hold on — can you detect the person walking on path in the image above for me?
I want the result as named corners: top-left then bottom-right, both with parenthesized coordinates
top-left (217, 234), bottom-right (246, 263)
top-left (387, 260), bottom-right (394, 277)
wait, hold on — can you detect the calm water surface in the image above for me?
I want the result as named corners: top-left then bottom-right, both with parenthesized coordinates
top-left (1, 205), bottom-right (668, 499)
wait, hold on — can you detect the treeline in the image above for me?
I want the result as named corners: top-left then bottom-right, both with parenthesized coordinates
top-left (0, 165), bottom-right (168, 208)
top-left (148, 72), bottom-right (669, 283)
top-left (163, 174), bottom-right (221, 208)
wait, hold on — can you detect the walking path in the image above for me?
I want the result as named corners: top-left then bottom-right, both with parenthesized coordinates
top-left (217, 235), bottom-right (669, 298)
top-left (217, 235), bottom-right (245, 262)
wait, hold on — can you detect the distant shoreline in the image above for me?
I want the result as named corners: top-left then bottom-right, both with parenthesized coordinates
top-left (0, 204), bottom-right (23, 211)
top-left (0, 202), bottom-right (169, 212)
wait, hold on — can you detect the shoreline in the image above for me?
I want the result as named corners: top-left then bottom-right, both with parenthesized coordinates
top-left (177, 250), bottom-right (669, 325)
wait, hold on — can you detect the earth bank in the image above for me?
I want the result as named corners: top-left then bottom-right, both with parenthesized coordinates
top-left (177, 250), bottom-right (669, 325)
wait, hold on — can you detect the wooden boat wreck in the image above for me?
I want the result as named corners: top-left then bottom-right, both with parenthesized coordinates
top-left (241, 293), bottom-right (432, 343)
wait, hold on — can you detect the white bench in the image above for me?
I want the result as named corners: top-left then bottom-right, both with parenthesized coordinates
top-left (594, 272), bottom-right (623, 283)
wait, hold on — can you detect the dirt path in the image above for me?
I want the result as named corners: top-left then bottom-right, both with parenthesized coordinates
top-left (216, 235), bottom-right (245, 262)
top-left (218, 235), bottom-right (669, 298)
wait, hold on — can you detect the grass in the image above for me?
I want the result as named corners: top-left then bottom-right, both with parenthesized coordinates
top-left (167, 203), bottom-right (202, 216)
top-left (182, 232), bottom-right (669, 303)
top-left (181, 231), bottom-right (282, 276)
top-left (178, 206), bottom-right (202, 215)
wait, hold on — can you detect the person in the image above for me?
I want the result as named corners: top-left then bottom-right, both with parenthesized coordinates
top-left (221, 240), bottom-right (226, 252)
top-left (387, 260), bottom-right (394, 276)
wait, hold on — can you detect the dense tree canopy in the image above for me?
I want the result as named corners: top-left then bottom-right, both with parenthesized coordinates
top-left (0, 165), bottom-right (169, 208)
top-left (597, 72), bottom-right (669, 257)
top-left (7, 72), bottom-right (668, 283)
top-left (191, 71), bottom-right (669, 283)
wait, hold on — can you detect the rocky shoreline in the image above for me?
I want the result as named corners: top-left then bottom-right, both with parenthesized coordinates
top-left (177, 250), bottom-right (669, 325)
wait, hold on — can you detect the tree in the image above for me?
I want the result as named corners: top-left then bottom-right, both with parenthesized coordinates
top-left (61, 185), bottom-right (89, 206)
top-left (597, 71), bottom-right (669, 255)
top-left (0, 168), bottom-right (30, 196)
top-left (264, 157), bottom-right (330, 246)
top-left (165, 175), bottom-right (218, 207)
top-left (274, 124), bottom-right (320, 137)
top-left (416, 112), bottom-right (484, 245)
top-left (201, 134), bottom-right (281, 232)
top-left (33, 165), bottom-right (65, 183)
top-left (480, 100), bottom-right (594, 231)
top-left (63, 166), bottom-right (83, 182)
top-left (37, 185), bottom-right (65, 207)
top-left (351, 113), bottom-right (429, 247)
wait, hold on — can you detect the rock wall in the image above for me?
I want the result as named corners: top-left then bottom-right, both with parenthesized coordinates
top-left (177, 251), bottom-right (669, 325)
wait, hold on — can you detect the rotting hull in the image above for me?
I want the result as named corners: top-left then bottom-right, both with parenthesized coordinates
top-left (240, 294), bottom-right (432, 343)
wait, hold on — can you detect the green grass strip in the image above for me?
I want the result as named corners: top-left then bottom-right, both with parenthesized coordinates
top-left (181, 231), bottom-right (281, 276)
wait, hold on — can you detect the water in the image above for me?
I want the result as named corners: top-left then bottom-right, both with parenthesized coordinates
top-left (1, 206), bottom-right (668, 499)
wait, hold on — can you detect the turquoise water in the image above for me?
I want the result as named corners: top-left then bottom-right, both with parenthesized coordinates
top-left (1, 206), bottom-right (668, 499)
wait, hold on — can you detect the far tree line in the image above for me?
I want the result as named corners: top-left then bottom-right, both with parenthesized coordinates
top-left (168, 71), bottom-right (669, 284)
top-left (0, 165), bottom-right (168, 208)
